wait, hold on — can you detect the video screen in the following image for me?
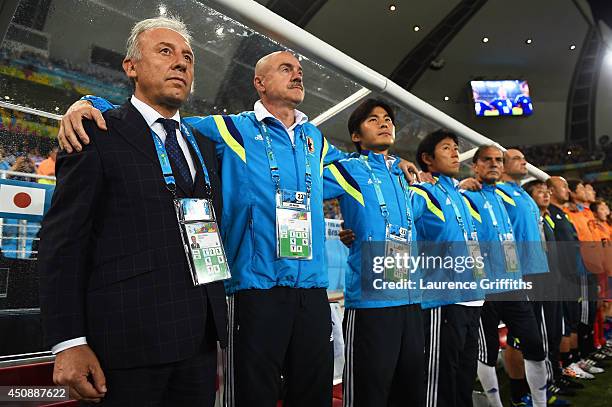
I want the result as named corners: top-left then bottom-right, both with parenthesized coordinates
top-left (470, 80), bottom-right (533, 117)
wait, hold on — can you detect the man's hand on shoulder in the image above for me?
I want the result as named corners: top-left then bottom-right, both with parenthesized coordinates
top-left (397, 159), bottom-right (420, 184)
top-left (418, 172), bottom-right (436, 185)
top-left (59, 100), bottom-right (107, 153)
top-left (459, 177), bottom-right (483, 191)
top-left (53, 344), bottom-right (107, 403)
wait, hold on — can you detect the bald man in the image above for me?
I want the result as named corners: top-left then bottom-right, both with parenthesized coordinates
top-left (546, 176), bottom-right (593, 382)
top-left (489, 149), bottom-right (550, 407)
top-left (57, 50), bottom-right (419, 406)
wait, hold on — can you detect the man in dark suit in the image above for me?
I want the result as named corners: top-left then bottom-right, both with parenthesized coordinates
top-left (37, 16), bottom-right (226, 406)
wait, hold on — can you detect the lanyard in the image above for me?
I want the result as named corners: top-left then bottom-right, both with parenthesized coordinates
top-left (397, 175), bottom-right (414, 233)
top-left (436, 179), bottom-right (475, 241)
top-left (150, 122), bottom-right (211, 195)
top-left (358, 155), bottom-right (413, 231)
top-left (479, 188), bottom-right (515, 241)
top-left (258, 120), bottom-right (312, 195)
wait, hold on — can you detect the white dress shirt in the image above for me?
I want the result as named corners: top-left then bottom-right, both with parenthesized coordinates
top-left (131, 95), bottom-right (196, 181)
top-left (253, 100), bottom-right (308, 144)
top-left (51, 95), bottom-right (196, 355)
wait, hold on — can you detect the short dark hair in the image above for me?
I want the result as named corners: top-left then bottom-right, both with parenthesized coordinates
top-left (416, 129), bottom-right (459, 171)
top-left (523, 179), bottom-right (546, 197)
top-left (590, 199), bottom-right (606, 213)
top-left (347, 98), bottom-right (395, 152)
top-left (566, 178), bottom-right (583, 193)
top-left (472, 144), bottom-right (502, 164)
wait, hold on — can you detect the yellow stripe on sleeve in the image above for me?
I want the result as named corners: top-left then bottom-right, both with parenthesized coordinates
top-left (320, 137), bottom-right (329, 176)
top-left (495, 189), bottom-right (516, 206)
top-left (463, 196), bottom-right (482, 223)
top-left (544, 214), bottom-right (555, 229)
top-left (212, 115), bottom-right (246, 163)
top-left (409, 186), bottom-right (445, 222)
top-left (327, 164), bottom-right (364, 206)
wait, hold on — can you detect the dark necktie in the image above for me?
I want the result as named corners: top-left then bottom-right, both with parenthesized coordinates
top-left (157, 118), bottom-right (192, 189)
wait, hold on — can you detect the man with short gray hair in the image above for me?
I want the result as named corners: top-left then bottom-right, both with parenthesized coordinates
top-left (38, 16), bottom-right (227, 406)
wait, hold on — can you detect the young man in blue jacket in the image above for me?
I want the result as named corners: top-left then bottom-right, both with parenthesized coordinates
top-left (411, 130), bottom-right (485, 407)
top-left (323, 99), bottom-right (423, 407)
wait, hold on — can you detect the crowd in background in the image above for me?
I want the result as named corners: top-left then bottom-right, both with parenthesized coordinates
top-left (1, 45), bottom-right (214, 115)
top-left (0, 47), bottom-right (131, 91)
top-left (519, 142), bottom-right (609, 167)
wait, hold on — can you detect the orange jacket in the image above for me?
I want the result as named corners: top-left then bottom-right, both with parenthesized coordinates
top-left (565, 205), bottom-right (605, 274)
top-left (588, 219), bottom-right (612, 277)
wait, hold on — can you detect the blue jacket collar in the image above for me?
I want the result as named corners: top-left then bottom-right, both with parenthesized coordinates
top-left (432, 172), bottom-right (457, 188)
top-left (359, 150), bottom-right (397, 166)
top-left (482, 182), bottom-right (497, 191)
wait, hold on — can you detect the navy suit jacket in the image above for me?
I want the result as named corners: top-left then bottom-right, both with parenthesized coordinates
top-left (38, 102), bottom-right (227, 369)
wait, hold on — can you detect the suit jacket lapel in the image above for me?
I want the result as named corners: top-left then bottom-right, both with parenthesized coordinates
top-left (108, 103), bottom-right (158, 166)
top-left (109, 103), bottom-right (193, 196)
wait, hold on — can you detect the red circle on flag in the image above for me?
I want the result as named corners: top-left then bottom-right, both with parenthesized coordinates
top-left (13, 192), bottom-right (32, 208)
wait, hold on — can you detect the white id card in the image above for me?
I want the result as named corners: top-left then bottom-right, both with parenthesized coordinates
top-left (467, 239), bottom-right (486, 279)
top-left (175, 198), bottom-right (231, 286)
top-left (384, 224), bottom-right (411, 282)
top-left (276, 190), bottom-right (312, 259)
top-left (502, 239), bottom-right (519, 273)
top-left (538, 221), bottom-right (548, 252)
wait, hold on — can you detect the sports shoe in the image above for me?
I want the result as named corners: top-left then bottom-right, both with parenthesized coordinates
top-left (562, 367), bottom-right (577, 379)
top-left (566, 363), bottom-right (595, 379)
top-left (549, 383), bottom-right (576, 397)
top-left (589, 351), bottom-right (608, 360)
top-left (558, 376), bottom-right (584, 389)
top-left (547, 394), bottom-right (571, 406)
top-left (577, 360), bottom-right (604, 374)
top-left (582, 358), bottom-right (606, 369)
top-left (511, 394), bottom-right (533, 407)
top-left (598, 347), bottom-right (612, 357)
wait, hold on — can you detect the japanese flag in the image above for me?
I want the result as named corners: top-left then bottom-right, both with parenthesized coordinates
top-left (0, 183), bottom-right (46, 217)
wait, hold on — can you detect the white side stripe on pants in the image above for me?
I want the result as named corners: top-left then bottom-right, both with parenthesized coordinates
top-left (426, 307), bottom-right (441, 407)
top-left (343, 309), bottom-right (356, 407)
top-left (540, 306), bottom-right (553, 383)
top-left (224, 296), bottom-right (235, 407)
top-left (580, 275), bottom-right (589, 325)
top-left (478, 317), bottom-right (488, 363)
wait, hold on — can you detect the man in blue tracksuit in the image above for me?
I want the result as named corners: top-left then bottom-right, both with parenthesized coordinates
top-left (55, 51), bottom-right (370, 407)
top-left (461, 146), bottom-right (547, 407)
top-left (411, 130), bottom-right (485, 407)
top-left (492, 149), bottom-right (550, 407)
top-left (323, 99), bottom-right (423, 407)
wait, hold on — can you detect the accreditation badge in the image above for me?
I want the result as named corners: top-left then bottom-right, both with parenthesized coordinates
top-left (538, 221), bottom-right (548, 252)
top-left (467, 233), bottom-right (485, 279)
top-left (174, 198), bottom-right (231, 286)
top-left (384, 224), bottom-right (411, 282)
top-left (502, 234), bottom-right (519, 273)
top-left (276, 189), bottom-right (312, 259)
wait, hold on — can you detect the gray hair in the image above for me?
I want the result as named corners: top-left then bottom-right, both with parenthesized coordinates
top-left (125, 16), bottom-right (192, 61)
